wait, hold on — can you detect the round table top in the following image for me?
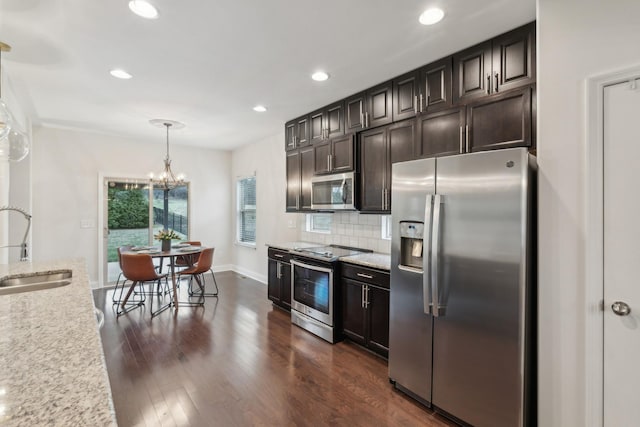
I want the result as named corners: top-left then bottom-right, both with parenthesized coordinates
top-left (123, 245), bottom-right (205, 257)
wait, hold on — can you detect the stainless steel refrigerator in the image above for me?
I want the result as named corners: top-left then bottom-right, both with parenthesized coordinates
top-left (388, 147), bottom-right (535, 427)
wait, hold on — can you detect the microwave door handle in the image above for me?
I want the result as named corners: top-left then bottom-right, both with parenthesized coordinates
top-left (341, 178), bottom-right (347, 204)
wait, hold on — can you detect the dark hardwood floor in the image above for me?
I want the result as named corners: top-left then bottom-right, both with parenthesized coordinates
top-left (93, 271), bottom-right (455, 427)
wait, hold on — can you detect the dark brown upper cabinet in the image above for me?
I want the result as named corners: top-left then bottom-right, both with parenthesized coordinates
top-left (286, 146), bottom-right (315, 212)
top-left (359, 120), bottom-right (416, 213)
top-left (465, 86), bottom-right (533, 152)
top-left (309, 101), bottom-right (345, 144)
top-left (345, 81), bottom-right (393, 133)
top-left (285, 115), bottom-right (310, 151)
top-left (417, 107), bottom-right (466, 158)
top-left (285, 120), bottom-right (297, 151)
top-left (313, 134), bottom-right (354, 175)
top-left (393, 57), bottom-right (453, 122)
top-left (453, 22), bottom-right (535, 104)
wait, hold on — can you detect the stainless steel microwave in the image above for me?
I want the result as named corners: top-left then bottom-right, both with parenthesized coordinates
top-left (311, 172), bottom-right (356, 210)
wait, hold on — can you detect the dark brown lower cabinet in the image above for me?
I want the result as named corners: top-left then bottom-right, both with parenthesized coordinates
top-left (267, 248), bottom-right (291, 310)
top-left (341, 264), bottom-right (390, 358)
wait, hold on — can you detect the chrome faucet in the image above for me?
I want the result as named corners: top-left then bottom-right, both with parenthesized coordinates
top-left (0, 206), bottom-right (31, 261)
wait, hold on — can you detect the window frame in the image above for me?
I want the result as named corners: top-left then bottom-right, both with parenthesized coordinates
top-left (381, 215), bottom-right (392, 240)
top-left (236, 175), bottom-right (257, 247)
top-left (305, 213), bottom-right (333, 234)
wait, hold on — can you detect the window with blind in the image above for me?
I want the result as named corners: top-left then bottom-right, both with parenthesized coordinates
top-left (237, 176), bottom-right (256, 246)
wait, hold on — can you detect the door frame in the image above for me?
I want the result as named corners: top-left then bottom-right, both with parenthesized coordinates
top-left (98, 173), bottom-right (152, 287)
top-left (585, 63), bottom-right (640, 426)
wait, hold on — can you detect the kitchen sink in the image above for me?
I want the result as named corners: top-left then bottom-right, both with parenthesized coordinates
top-left (0, 270), bottom-right (72, 295)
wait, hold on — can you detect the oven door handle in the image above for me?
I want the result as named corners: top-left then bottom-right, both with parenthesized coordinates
top-left (291, 259), bottom-right (334, 274)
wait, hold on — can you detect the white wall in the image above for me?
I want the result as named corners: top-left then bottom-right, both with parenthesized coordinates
top-left (537, 1), bottom-right (640, 425)
top-left (0, 59), bottom-right (32, 264)
top-left (230, 131), bottom-right (298, 283)
top-left (31, 126), bottom-right (232, 284)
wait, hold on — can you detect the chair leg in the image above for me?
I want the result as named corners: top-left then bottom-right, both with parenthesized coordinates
top-left (150, 276), bottom-right (172, 317)
top-left (112, 272), bottom-right (123, 303)
top-left (187, 270), bottom-right (218, 297)
top-left (116, 281), bottom-right (145, 317)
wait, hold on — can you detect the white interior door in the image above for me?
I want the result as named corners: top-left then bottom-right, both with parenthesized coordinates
top-left (603, 78), bottom-right (640, 426)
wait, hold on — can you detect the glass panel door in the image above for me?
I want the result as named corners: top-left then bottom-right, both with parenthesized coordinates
top-left (104, 179), bottom-right (153, 284)
top-left (103, 179), bottom-right (190, 285)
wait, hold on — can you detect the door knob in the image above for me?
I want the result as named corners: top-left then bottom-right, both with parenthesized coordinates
top-left (611, 301), bottom-right (631, 316)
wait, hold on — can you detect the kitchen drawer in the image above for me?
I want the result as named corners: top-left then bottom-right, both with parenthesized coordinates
top-left (341, 263), bottom-right (389, 289)
top-left (268, 248), bottom-right (292, 263)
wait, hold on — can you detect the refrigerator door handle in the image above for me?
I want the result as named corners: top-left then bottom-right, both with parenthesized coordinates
top-left (431, 194), bottom-right (442, 317)
top-left (423, 194), bottom-right (434, 315)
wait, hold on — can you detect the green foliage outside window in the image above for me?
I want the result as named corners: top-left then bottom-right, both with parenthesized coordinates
top-left (108, 188), bottom-right (149, 229)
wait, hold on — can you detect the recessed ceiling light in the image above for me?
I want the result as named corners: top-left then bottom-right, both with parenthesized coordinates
top-left (110, 69), bottom-right (133, 79)
top-left (128, 1), bottom-right (159, 19)
top-left (419, 8), bottom-right (445, 25)
top-left (253, 105), bottom-right (267, 112)
top-left (311, 71), bottom-right (330, 82)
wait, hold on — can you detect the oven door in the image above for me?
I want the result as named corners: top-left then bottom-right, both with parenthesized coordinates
top-left (290, 259), bottom-right (334, 326)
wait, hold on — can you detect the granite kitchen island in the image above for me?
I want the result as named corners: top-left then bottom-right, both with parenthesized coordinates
top-left (0, 258), bottom-right (116, 426)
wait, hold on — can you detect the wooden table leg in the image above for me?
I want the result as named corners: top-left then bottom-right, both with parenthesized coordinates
top-left (171, 260), bottom-right (179, 311)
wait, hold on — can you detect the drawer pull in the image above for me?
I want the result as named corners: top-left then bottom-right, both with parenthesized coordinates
top-left (357, 273), bottom-right (374, 279)
top-left (274, 254), bottom-right (284, 258)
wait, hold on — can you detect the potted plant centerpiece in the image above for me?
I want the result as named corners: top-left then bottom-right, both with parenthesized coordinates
top-left (155, 229), bottom-right (181, 252)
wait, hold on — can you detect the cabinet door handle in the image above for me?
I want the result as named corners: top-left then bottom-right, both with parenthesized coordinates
top-left (414, 95), bottom-right (418, 114)
top-left (296, 194), bottom-right (300, 210)
top-left (419, 93), bottom-right (424, 113)
top-left (361, 285), bottom-right (366, 308)
top-left (357, 273), bottom-right (374, 279)
top-left (495, 72), bottom-right (499, 92)
top-left (360, 112), bottom-right (365, 129)
top-left (465, 125), bottom-right (470, 152)
top-left (459, 126), bottom-right (464, 154)
top-left (366, 112), bottom-right (370, 127)
top-left (365, 285), bottom-right (370, 307)
top-left (487, 73), bottom-right (491, 94)
top-left (277, 262), bottom-right (282, 279)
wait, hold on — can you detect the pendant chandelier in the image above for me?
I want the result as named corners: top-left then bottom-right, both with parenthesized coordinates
top-left (0, 41), bottom-right (29, 162)
top-left (148, 119), bottom-right (185, 190)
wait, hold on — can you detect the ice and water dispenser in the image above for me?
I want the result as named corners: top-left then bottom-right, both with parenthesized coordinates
top-left (399, 221), bottom-right (425, 271)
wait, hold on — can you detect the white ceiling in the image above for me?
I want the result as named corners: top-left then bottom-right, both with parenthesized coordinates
top-left (0, 0), bottom-right (535, 150)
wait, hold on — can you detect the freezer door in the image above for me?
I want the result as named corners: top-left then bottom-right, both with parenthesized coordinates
top-left (431, 148), bottom-right (531, 427)
top-left (389, 157), bottom-right (435, 405)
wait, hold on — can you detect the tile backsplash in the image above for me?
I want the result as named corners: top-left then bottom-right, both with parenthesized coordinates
top-left (298, 212), bottom-right (391, 254)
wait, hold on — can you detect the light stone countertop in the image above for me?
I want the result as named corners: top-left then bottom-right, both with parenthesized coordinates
top-left (0, 258), bottom-right (116, 426)
top-left (265, 241), bottom-right (320, 251)
top-left (339, 252), bottom-right (391, 271)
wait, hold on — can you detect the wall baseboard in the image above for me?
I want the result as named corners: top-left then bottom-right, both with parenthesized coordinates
top-left (229, 264), bottom-right (267, 284)
top-left (92, 264), bottom-right (267, 288)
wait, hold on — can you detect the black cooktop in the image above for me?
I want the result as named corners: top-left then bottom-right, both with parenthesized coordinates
top-left (291, 245), bottom-right (372, 262)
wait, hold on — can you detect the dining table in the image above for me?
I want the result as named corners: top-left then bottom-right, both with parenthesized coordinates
top-left (123, 244), bottom-right (205, 313)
